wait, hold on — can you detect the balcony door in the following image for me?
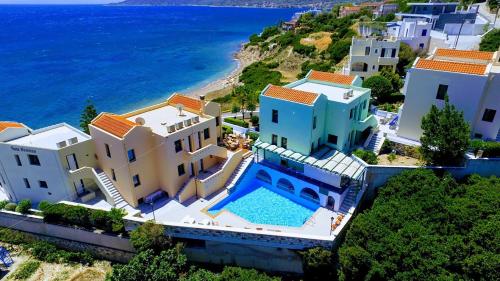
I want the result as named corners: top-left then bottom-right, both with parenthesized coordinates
top-left (66, 154), bottom-right (79, 170)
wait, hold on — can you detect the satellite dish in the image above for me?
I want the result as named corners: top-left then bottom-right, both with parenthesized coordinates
top-left (176, 104), bottom-right (185, 116)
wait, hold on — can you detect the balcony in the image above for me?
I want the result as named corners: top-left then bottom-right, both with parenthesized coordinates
top-left (184, 144), bottom-right (227, 162)
top-left (354, 114), bottom-right (378, 131)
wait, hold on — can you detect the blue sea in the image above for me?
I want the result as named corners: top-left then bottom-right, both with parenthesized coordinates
top-left (0, 5), bottom-right (296, 129)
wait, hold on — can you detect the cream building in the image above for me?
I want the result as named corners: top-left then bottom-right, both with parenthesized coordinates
top-left (89, 94), bottom-right (227, 207)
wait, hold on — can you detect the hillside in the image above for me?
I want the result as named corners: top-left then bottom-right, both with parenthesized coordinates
top-left (112, 0), bottom-right (351, 8)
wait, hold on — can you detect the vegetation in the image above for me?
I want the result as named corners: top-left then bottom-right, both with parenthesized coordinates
top-left (479, 28), bottom-right (500, 52)
top-left (300, 247), bottom-right (336, 280)
top-left (129, 221), bottom-right (172, 253)
top-left (247, 131), bottom-right (259, 141)
top-left (222, 125), bottom-right (233, 136)
top-left (396, 42), bottom-right (417, 76)
top-left (420, 100), bottom-right (470, 166)
top-left (470, 139), bottom-right (500, 158)
top-left (80, 99), bottom-right (98, 134)
top-left (9, 260), bottom-right (41, 280)
top-left (0, 199), bottom-right (9, 209)
top-left (4, 203), bottom-right (17, 212)
top-left (224, 117), bottom-right (249, 128)
top-left (353, 149), bottom-right (378, 165)
top-left (339, 169), bottom-right (500, 280)
top-left (362, 75), bottom-right (393, 102)
top-left (15, 199), bottom-right (32, 214)
top-left (250, 115), bottom-right (259, 126)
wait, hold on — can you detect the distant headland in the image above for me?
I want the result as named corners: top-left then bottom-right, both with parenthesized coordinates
top-left (110, 0), bottom-right (352, 9)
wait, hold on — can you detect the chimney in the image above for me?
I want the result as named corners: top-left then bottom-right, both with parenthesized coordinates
top-left (199, 95), bottom-right (206, 116)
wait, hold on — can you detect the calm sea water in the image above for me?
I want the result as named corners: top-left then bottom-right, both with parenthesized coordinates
top-left (0, 5), bottom-right (296, 128)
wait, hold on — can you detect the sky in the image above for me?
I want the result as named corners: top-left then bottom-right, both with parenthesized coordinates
top-left (0, 0), bottom-right (120, 3)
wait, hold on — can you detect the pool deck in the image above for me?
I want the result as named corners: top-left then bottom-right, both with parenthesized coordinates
top-left (137, 188), bottom-right (338, 238)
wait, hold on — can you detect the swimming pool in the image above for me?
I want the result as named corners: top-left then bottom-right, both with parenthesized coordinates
top-left (208, 178), bottom-right (319, 227)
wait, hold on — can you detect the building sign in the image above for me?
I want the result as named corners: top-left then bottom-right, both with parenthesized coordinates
top-left (10, 146), bottom-right (37, 154)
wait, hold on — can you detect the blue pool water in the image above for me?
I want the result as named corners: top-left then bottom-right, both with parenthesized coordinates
top-left (209, 179), bottom-right (319, 227)
top-left (0, 5), bottom-right (297, 128)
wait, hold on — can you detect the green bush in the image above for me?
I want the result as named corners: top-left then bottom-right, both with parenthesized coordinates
top-left (4, 203), bottom-right (17, 212)
top-left (130, 221), bottom-right (171, 253)
top-left (479, 28), bottom-right (500, 51)
top-left (0, 200), bottom-right (9, 210)
top-left (224, 117), bottom-right (249, 128)
top-left (222, 125), bottom-right (233, 136)
top-left (353, 149), bottom-right (378, 165)
top-left (300, 247), bottom-right (336, 280)
top-left (37, 200), bottom-right (52, 211)
top-left (16, 199), bottom-right (32, 214)
top-left (470, 139), bottom-right (500, 158)
top-left (247, 132), bottom-right (260, 141)
top-left (362, 75), bottom-right (393, 102)
top-left (89, 209), bottom-right (111, 231)
top-left (0, 227), bottom-right (36, 245)
top-left (11, 260), bottom-right (41, 280)
top-left (30, 240), bottom-right (94, 265)
top-left (250, 115), bottom-right (259, 126)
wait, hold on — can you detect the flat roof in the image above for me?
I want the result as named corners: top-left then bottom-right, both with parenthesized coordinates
top-left (7, 123), bottom-right (90, 150)
top-left (291, 81), bottom-right (366, 104)
top-left (126, 104), bottom-right (209, 137)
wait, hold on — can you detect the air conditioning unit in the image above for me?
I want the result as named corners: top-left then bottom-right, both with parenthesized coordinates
top-left (192, 116), bottom-right (200, 124)
top-left (56, 141), bottom-right (67, 148)
top-left (343, 92), bottom-right (350, 99)
top-left (67, 137), bottom-right (78, 145)
top-left (348, 89), bottom-right (354, 97)
top-left (176, 122), bottom-right (184, 130)
top-left (184, 119), bottom-right (192, 127)
top-left (167, 125), bottom-right (176, 133)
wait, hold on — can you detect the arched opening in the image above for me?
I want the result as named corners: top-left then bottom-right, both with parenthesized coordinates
top-left (276, 178), bottom-right (294, 193)
top-left (300, 188), bottom-right (320, 203)
top-left (351, 62), bottom-right (368, 72)
top-left (256, 170), bottom-right (272, 184)
top-left (327, 196), bottom-right (335, 210)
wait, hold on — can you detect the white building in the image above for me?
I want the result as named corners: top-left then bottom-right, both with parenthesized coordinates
top-left (0, 122), bottom-right (97, 204)
top-left (398, 48), bottom-right (500, 141)
top-left (387, 19), bottom-right (432, 52)
top-left (346, 37), bottom-right (401, 79)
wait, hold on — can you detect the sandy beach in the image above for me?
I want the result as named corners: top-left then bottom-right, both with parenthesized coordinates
top-left (186, 44), bottom-right (262, 99)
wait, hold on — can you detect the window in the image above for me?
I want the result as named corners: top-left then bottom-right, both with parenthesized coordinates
top-left (350, 108), bottom-right (354, 119)
top-left (328, 134), bottom-right (338, 145)
top-left (271, 134), bottom-right (278, 145)
top-left (482, 109), bottom-right (496, 122)
top-left (204, 128), bottom-right (210, 140)
top-left (365, 46), bottom-right (370, 55)
top-left (421, 29), bottom-right (427, 36)
top-left (133, 175), bottom-right (141, 187)
top-left (15, 155), bottom-right (22, 166)
top-left (28, 154), bottom-right (40, 166)
top-left (391, 48), bottom-right (396, 58)
top-left (272, 109), bottom-right (278, 123)
top-left (313, 116), bottom-right (317, 129)
top-left (419, 43), bottom-right (425, 50)
top-left (105, 144), bottom-right (111, 158)
top-left (23, 178), bottom-right (30, 188)
top-left (177, 164), bottom-right (185, 176)
top-left (39, 180), bottom-right (48, 189)
top-left (281, 137), bottom-right (288, 149)
top-left (215, 116), bottom-right (220, 126)
top-left (436, 84), bottom-right (448, 100)
top-left (111, 169), bottom-right (116, 181)
top-left (174, 140), bottom-right (183, 153)
top-left (127, 149), bottom-right (136, 163)
top-left (381, 48), bottom-right (386, 57)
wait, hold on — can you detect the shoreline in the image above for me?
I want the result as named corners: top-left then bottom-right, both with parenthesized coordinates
top-left (184, 43), bottom-right (261, 99)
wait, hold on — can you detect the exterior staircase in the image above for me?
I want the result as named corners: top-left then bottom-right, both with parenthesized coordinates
top-left (365, 131), bottom-right (385, 154)
top-left (174, 176), bottom-right (195, 201)
top-left (225, 155), bottom-right (253, 192)
top-left (95, 169), bottom-right (129, 209)
top-left (339, 185), bottom-right (360, 214)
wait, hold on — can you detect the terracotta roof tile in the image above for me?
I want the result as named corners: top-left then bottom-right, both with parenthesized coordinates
top-left (435, 49), bottom-right (494, 61)
top-left (92, 114), bottom-right (137, 138)
top-left (342, 6), bottom-right (361, 11)
top-left (0, 122), bottom-right (24, 133)
top-left (263, 85), bottom-right (318, 105)
top-left (415, 59), bottom-right (487, 75)
top-left (308, 70), bottom-right (356, 85)
top-left (168, 94), bottom-right (203, 111)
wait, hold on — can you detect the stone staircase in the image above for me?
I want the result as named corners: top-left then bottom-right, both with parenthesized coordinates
top-left (339, 185), bottom-right (360, 214)
top-left (174, 177), bottom-right (195, 201)
top-left (225, 156), bottom-right (253, 192)
top-left (365, 131), bottom-right (385, 154)
top-left (95, 169), bottom-right (129, 209)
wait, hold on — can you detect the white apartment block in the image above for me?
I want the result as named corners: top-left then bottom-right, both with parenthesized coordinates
top-left (387, 19), bottom-right (432, 52)
top-left (346, 37), bottom-right (401, 79)
top-left (0, 122), bottom-right (97, 204)
top-left (398, 48), bottom-right (500, 141)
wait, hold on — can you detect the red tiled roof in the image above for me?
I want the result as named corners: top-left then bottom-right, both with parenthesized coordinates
top-left (0, 122), bottom-right (24, 133)
top-left (168, 94), bottom-right (203, 112)
top-left (435, 49), bottom-right (494, 61)
top-left (415, 59), bottom-right (487, 75)
top-left (91, 114), bottom-right (137, 138)
top-left (308, 70), bottom-right (356, 85)
top-left (342, 6), bottom-right (361, 11)
top-left (263, 85), bottom-right (318, 105)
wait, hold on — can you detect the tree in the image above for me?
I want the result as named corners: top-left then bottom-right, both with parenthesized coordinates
top-left (362, 75), bottom-right (393, 102)
top-left (231, 104), bottom-right (240, 119)
top-left (300, 247), bottom-right (336, 280)
top-left (380, 68), bottom-right (403, 93)
top-left (420, 100), bottom-right (470, 166)
top-left (129, 221), bottom-right (172, 253)
top-left (396, 42), bottom-right (417, 76)
top-left (247, 101), bottom-right (256, 118)
top-left (479, 28), bottom-right (500, 51)
top-left (80, 99), bottom-right (98, 134)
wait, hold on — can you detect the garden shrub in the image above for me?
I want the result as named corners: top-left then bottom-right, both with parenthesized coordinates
top-left (353, 149), bottom-right (378, 165)
top-left (300, 247), bottom-right (336, 280)
top-left (16, 199), bottom-right (32, 214)
top-left (224, 117), bottom-right (249, 128)
top-left (89, 209), bottom-right (110, 231)
top-left (470, 139), bottom-right (500, 158)
top-left (4, 203), bottom-right (17, 212)
top-left (250, 115), bottom-right (259, 126)
top-left (130, 221), bottom-right (171, 253)
top-left (30, 240), bottom-right (94, 265)
top-left (11, 260), bottom-right (40, 280)
top-left (247, 132), bottom-right (260, 141)
top-left (37, 200), bottom-right (52, 211)
top-left (0, 200), bottom-right (9, 210)
top-left (108, 208), bottom-right (126, 233)
top-left (222, 125), bottom-right (233, 136)
top-left (0, 227), bottom-right (36, 245)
